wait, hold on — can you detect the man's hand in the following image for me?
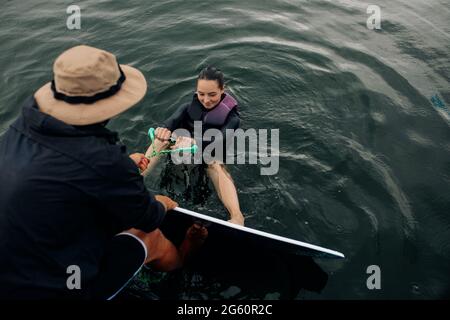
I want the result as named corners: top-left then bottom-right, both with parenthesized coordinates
top-left (155, 195), bottom-right (178, 212)
top-left (129, 153), bottom-right (150, 171)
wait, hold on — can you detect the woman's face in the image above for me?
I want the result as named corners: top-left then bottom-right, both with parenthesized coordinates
top-left (196, 79), bottom-right (224, 109)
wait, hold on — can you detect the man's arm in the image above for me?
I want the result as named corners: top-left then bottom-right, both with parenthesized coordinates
top-left (97, 155), bottom-right (166, 233)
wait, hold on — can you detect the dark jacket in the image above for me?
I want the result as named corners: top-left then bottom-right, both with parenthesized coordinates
top-left (0, 97), bottom-right (165, 299)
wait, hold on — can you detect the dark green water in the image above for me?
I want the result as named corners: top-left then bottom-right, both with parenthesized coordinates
top-left (1, 0), bottom-right (449, 299)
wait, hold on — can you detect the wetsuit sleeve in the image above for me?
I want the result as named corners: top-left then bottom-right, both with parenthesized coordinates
top-left (163, 103), bottom-right (189, 131)
top-left (98, 154), bottom-right (166, 233)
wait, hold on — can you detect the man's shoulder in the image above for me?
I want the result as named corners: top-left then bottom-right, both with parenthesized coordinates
top-left (85, 143), bottom-right (140, 181)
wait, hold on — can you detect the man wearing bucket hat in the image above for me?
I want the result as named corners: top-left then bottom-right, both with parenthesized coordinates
top-left (0, 45), bottom-right (206, 299)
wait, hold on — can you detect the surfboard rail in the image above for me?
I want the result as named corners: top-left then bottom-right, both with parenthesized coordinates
top-left (173, 207), bottom-right (345, 259)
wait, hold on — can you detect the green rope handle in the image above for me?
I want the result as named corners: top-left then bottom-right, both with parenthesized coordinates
top-left (147, 128), bottom-right (198, 158)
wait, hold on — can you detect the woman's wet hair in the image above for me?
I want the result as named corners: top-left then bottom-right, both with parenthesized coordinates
top-left (198, 66), bottom-right (224, 89)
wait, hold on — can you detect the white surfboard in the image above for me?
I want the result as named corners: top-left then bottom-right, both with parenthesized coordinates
top-left (169, 207), bottom-right (345, 259)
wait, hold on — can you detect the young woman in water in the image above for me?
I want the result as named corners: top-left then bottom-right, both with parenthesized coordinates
top-left (143, 66), bottom-right (245, 226)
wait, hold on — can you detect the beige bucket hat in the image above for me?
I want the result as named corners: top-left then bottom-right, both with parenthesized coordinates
top-left (34, 45), bottom-right (147, 125)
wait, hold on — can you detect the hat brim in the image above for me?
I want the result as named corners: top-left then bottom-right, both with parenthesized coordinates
top-left (34, 64), bottom-right (147, 126)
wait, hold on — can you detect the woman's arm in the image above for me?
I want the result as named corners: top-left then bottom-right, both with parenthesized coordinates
top-left (140, 104), bottom-right (190, 176)
top-left (141, 128), bottom-right (171, 176)
top-left (164, 103), bottom-right (190, 131)
top-left (220, 108), bottom-right (240, 134)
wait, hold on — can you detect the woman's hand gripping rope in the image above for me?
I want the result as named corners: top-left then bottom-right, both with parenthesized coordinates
top-left (147, 127), bottom-right (198, 158)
